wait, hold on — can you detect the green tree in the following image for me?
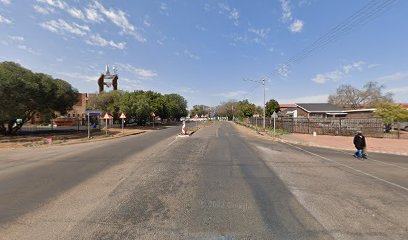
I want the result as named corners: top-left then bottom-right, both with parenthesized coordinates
top-left (88, 90), bottom-right (123, 121)
top-left (236, 99), bottom-right (256, 118)
top-left (120, 91), bottom-right (151, 125)
top-left (255, 106), bottom-right (263, 115)
top-left (265, 99), bottom-right (280, 116)
top-left (145, 90), bottom-right (166, 119)
top-left (164, 94), bottom-right (188, 120)
top-left (375, 103), bottom-right (408, 124)
top-left (0, 61), bottom-right (79, 135)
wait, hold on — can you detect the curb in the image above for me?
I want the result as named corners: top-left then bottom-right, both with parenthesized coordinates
top-left (277, 138), bottom-right (408, 156)
top-left (234, 122), bottom-right (408, 156)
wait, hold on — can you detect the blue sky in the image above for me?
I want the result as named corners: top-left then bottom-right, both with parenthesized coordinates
top-left (0, 0), bottom-right (407, 108)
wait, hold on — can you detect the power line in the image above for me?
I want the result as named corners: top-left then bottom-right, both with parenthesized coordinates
top-left (267, 0), bottom-right (399, 78)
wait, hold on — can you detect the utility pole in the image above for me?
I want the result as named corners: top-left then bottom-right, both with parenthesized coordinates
top-left (262, 78), bottom-right (265, 129)
top-left (243, 77), bottom-right (266, 129)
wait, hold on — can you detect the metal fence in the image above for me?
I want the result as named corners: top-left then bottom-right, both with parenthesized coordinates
top-left (248, 117), bottom-right (385, 137)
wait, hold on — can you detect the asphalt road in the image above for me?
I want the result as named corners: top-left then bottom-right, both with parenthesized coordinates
top-left (0, 121), bottom-right (406, 239)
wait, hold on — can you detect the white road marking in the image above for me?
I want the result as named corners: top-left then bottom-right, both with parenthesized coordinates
top-left (282, 142), bottom-right (408, 192)
top-left (335, 149), bottom-right (408, 170)
top-left (167, 138), bottom-right (178, 146)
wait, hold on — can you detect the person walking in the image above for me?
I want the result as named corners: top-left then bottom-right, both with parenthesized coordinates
top-left (353, 130), bottom-right (366, 159)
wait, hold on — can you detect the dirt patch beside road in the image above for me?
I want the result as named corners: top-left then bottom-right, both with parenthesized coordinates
top-left (0, 128), bottom-right (146, 150)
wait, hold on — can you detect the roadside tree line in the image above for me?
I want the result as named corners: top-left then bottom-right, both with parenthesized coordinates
top-left (0, 62), bottom-right (79, 135)
top-left (0, 61), bottom-right (189, 135)
top-left (212, 99), bottom-right (280, 120)
top-left (88, 90), bottom-right (188, 125)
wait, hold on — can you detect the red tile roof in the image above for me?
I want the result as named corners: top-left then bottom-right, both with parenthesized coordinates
top-left (279, 104), bottom-right (296, 108)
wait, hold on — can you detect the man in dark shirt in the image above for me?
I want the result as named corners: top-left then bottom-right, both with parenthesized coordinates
top-left (353, 130), bottom-right (366, 159)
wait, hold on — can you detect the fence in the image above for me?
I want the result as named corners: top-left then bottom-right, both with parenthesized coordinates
top-left (248, 117), bottom-right (386, 138)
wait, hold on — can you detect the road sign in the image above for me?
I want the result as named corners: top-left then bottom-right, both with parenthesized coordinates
top-left (119, 112), bottom-right (126, 119)
top-left (272, 112), bottom-right (278, 118)
top-left (85, 110), bottom-right (101, 116)
top-left (102, 112), bottom-right (110, 120)
top-left (272, 111), bottom-right (277, 137)
top-left (152, 112), bottom-right (156, 117)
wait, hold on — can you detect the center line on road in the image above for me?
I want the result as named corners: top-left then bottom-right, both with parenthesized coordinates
top-left (283, 142), bottom-right (408, 192)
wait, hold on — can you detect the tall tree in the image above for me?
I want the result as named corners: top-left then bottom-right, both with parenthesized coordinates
top-left (215, 100), bottom-right (238, 119)
top-left (191, 105), bottom-right (210, 117)
top-left (0, 61), bottom-right (79, 135)
top-left (328, 81), bottom-right (393, 109)
top-left (375, 103), bottom-right (408, 124)
top-left (164, 94), bottom-right (188, 120)
top-left (236, 99), bottom-right (256, 118)
top-left (88, 90), bottom-right (123, 121)
top-left (120, 91), bottom-right (151, 125)
top-left (265, 99), bottom-right (280, 116)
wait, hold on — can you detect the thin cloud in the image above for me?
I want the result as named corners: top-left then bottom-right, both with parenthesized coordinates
top-left (0, 0), bottom-right (11, 5)
top-left (218, 3), bottom-right (239, 26)
top-left (160, 2), bottom-right (169, 16)
top-left (248, 27), bottom-right (270, 39)
top-left (57, 71), bottom-right (97, 82)
top-left (312, 61), bottom-right (365, 84)
top-left (116, 63), bottom-right (158, 80)
top-left (215, 90), bottom-right (247, 98)
top-left (40, 19), bottom-right (90, 36)
top-left (386, 86), bottom-right (408, 94)
top-left (0, 14), bottom-right (12, 24)
top-left (17, 44), bottom-right (38, 55)
top-left (179, 87), bottom-right (198, 94)
top-left (183, 50), bottom-right (200, 60)
top-left (280, 0), bottom-right (304, 33)
top-left (84, 6), bottom-right (104, 23)
top-left (86, 34), bottom-right (126, 50)
top-left (8, 35), bottom-right (24, 41)
top-left (143, 19), bottom-right (151, 27)
top-left (289, 19), bottom-right (304, 32)
top-left (33, 5), bottom-right (54, 15)
top-left (280, 0), bottom-right (292, 23)
top-left (36, 0), bottom-right (66, 9)
top-left (92, 1), bottom-right (146, 42)
top-left (280, 94), bottom-right (329, 103)
top-left (376, 71), bottom-right (408, 82)
top-left (195, 25), bottom-right (207, 32)
top-left (67, 7), bottom-right (85, 20)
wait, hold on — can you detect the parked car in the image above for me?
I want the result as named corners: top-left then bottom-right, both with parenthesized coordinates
top-left (394, 122), bottom-right (408, 131)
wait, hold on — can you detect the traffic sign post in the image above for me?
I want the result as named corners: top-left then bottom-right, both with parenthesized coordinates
top-left (84, 110), bottom-right (101, 139)
top-left (102, 112), bottom-right (111, 136)
top-left (119, 112), bottom-right (126, 134)
top-left (272, 111), bottom-right (278, 137)
top-left (152, 112), bottom-right (155, 128)
top-left (87, 113), bottom-right (90, 138)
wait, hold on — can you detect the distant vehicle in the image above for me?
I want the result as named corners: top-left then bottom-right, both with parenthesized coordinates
top-left (394, 122), bottom-right (408, 131)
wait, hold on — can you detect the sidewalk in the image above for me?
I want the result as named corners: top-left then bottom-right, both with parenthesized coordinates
top-left (280, 133), bottom-right (408, 156)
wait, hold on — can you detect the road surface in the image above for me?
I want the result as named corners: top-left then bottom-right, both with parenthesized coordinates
top-left (0, 122), bottom-right (407, 239)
